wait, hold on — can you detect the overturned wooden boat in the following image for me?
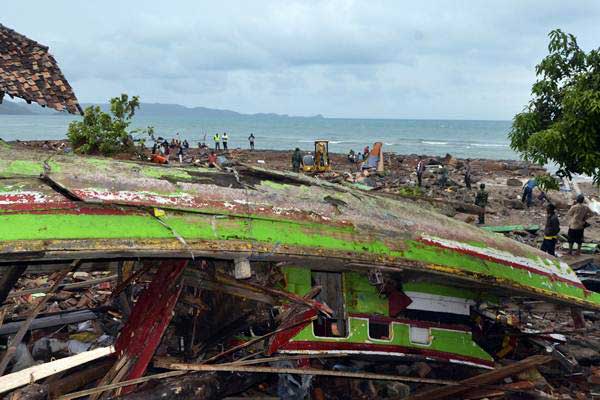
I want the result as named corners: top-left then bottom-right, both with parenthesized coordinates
top-left (0, 144), bottom-right (597, 370)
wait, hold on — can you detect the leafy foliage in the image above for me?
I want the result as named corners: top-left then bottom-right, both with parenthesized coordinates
top-left (535, 174), bottom-right (560, 192)
top-left (67, 94), bottom-right (142, 155)
top-left (509, 30), bottom-right (600, 182)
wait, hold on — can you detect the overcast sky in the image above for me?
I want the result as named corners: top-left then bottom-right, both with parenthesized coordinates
top-left (4, 1), bottom-right (600, 119)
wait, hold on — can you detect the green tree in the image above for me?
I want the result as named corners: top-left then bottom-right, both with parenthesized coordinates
top-left (67, 94), bottom-right (142, 155)
top-left (509, 29), bottom-right (600, 182)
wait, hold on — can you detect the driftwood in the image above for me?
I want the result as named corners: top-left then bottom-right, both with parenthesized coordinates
top-left (0, 261), bottom-right (80, 375)
top-left (0, 346), bottom-right (114, 394)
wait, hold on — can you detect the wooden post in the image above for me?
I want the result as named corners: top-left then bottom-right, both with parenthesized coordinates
top-left (92, 259), bottom-right (188, 398)
top-left (0, 265), bottom-right (27, 304)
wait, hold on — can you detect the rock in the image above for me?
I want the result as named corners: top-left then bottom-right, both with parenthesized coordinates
top-left (454, 213), bottom-right (476, 224)
top-left (507, 178), bottom-right (523, 186)
top-left (504, 199), bottom-right (525, 210)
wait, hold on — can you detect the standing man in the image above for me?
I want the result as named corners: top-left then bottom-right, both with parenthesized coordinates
top-left (292, 148), bottom-right (303, 173)
top-left (248, 133), bottom-right (255, 150)
top-left (567, 194), bottom-right (594, 256)
top-left (363, 145), bottom-right (370, 159)
top-left (464, 159), bottom-right (472, 190)
top-left (213, 133), bottom-right (221, 151)
top-left (416, 156), bottom-right (426, 187)
top-left (541, 204), bottom-right (560, 256)
top-left (475, 183), bottom-right (489, 225)
top-left (222, 132), bottom-right (229, 151)
top-left (522, 177), bottom-right (537, 208)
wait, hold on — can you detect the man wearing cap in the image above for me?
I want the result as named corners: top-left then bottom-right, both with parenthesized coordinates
top-left (567, 194), bottom-right (594, 256)
top-left (540, 204), bottom-right (560, 256)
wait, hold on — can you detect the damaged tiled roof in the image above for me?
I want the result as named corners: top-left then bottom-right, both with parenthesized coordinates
top-left (0, 23), bottom-right (82, 114)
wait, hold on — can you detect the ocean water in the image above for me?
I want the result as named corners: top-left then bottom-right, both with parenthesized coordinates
top-left (0, 115), bottom-right (516, 160)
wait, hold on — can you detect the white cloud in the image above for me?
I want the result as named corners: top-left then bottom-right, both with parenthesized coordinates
top-left (3, 0), bottom-right (600, 118)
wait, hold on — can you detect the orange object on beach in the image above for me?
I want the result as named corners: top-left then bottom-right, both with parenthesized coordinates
top-left (151, 154), bottom-right (168, 164)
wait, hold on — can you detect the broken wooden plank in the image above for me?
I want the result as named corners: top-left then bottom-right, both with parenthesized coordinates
top-left (0, 309), bottom-right (97, 336)
top-left (216, 273), bottom-right (333, 316)
top-left (0, 346), bottom-right (114, 394)
top-left (407, 355), bottom-right (553, 400)
top-left (183, 271), bottom-right (276, 304)
top-left (6, 274), bottom-right (116, 300)
top-left (151, 362), bottom-right (457, 385)
top-left (57, 370), bottom-right (187, 400)
top-left (94, 259), bottom-right (187, 397)
top-left (0, 265), bottom-right (26, 304)
top-left (0, 261), bottom-right (80, 375)
top-left (196, 315), bottom-right (317, 365)
top-left (47, 360), bottom-right (113, 399)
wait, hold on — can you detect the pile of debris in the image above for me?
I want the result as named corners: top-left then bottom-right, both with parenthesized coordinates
top-left (0, 260), bottom-right (599, 399)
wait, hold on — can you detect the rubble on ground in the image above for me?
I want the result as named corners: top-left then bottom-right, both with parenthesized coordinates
top-left (2, 141), bottom-right (600, 399)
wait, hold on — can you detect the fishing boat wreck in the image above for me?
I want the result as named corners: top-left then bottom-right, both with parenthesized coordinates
top-left (0, 143), bottom-right (598, 398)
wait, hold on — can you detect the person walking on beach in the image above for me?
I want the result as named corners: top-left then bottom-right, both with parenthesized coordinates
top-left (222, 132), bottom-right (229, 151)
top-left (248, 133), bottom-right (255, 150)
top-left (475, 183), bottom-right (488, 225)
top-left (177, 146), bottom-right (184, 163)
top-left (541, 204), bottom-right (560, 256)
top-left (464, 159), bottom-right (472, 190)
top-left (567, 194), bottom-right (594, 256)
top-left (522, 177), bottom-right (537, 208)
top-left (213, 133), bottom-right (221, 151)
top-left (292, 148), bottom-right (303, 173)
top-left (416, 156), bottom-right (426, 187)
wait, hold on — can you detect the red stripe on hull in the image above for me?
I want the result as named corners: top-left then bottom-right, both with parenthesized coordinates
top-left (419, 238), bottom-right (586, 289)
top-left (278, 340), bottom-right (494, 368)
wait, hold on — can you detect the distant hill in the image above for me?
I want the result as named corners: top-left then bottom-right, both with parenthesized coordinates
top-left (0, 99), bottom-right (324, 119)
top-left (81, 102), bottom-right (323, 119)
top-left (0, 100), bottom-right (36, 115)
top-left (0, 99), bottom-right (66, 115)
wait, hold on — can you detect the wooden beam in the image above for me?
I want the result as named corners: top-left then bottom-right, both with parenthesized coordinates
top-left (0, 265), bottom-right (26, 304)
top-left (0, 261), bottom-right (80, 375)
top-left (48, 359), bottom-right (113, 398)
top-left (407, 355), bottom-right (553, 400)
top-left (0, 346), bottom-right (114, 394)
top-left (151, 362), bottom-right (457, 385)
top-left (195, 315), bottom-right (317, 365)
top-left (57, 371), bottom-right (186, 400)
top-left (0, 309), bottom-right (97, 336)
top-left (215, 272), bottom-right (333, 316)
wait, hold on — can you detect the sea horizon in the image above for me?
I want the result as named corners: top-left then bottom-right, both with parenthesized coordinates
top-left (0, 114), bottom-right (517, 160)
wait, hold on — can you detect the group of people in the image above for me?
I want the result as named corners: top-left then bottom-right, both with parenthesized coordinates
top-left (541, 194), bottom-right (594, 256)
top-left (347, 145), bottom-right (372, 164)
top-left (211, 133), bottom-right (257, 151)
top-left (151, 134), bottom-right (190, 163)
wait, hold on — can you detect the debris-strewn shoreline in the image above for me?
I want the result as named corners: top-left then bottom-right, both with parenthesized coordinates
top-left (3, 138), bottom-right (600, 399)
